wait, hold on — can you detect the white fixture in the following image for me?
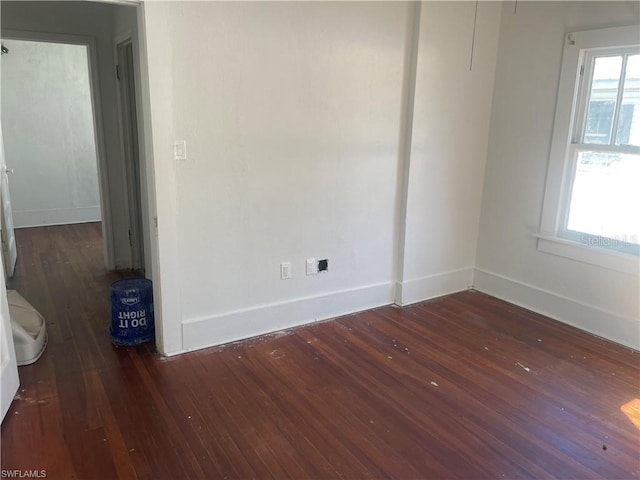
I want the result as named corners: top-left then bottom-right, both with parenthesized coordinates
top-left (280, 262), bottom-right (291, 280)
top-left (306, 258), bottom-right (317, 276)
top-left (174, 140), bottom-right (187, 161)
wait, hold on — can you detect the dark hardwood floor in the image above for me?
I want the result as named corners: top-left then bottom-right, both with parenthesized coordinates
top-left (1, 223), bottom-right (639, 479)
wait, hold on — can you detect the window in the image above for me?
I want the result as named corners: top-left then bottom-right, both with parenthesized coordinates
top-left (539, 26), bottom-right (640, 272)
top-left (563, 47), bottom-right (639, 254)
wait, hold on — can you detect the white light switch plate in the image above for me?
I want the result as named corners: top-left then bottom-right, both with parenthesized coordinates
top-left (174, 140), bottom-right (187, 161)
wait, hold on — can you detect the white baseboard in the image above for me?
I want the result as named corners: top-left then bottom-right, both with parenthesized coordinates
top-left (160, 349), bottom-right (188, 358)
top-left (473, 268), bottom-right (639, 351)
top-left (182, 282), bottom-right (396, 352)
top-left (13, 206), bottom-right (101, 228)
top-left (181, 267), bottom-right (639, 353)
top-left (395, 268), bottom-right (474, 306)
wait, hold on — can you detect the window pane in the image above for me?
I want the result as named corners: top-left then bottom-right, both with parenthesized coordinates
top-left (566, 151), bottom-right (640, 245)
top-left (584, 56), bottom-right (622, 145)
top-left (615, 54), bottom-right (640, 146)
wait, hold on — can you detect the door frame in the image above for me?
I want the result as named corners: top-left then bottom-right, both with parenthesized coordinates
top-left (0, 128), bottom-right (17, 280)
top-left (114, 34), bottom-right (147, 271)
top-left (0, 246), bottom-right (19, 422)
top-left (2, 3), bottom-right (176, 355)
top-left (0, 30), bottom-right (116, 270)
top-left (0, 125), bottom-right (19, 422)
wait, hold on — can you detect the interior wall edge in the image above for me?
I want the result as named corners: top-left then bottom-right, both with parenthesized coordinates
top-left (395, 267), bottom-right (474, 306)
top-left (394, 0), bottom-right (422, 298)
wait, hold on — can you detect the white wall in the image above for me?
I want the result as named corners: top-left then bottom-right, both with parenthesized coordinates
top-left (1, 1), bottom-right (134, 269)
top-left (475, 2), bottom-right (640, 349)
top-left (6, 2), bottom-right (631, 355)
top-left (397, 1), bottom-right (501, 304)
top-left (140, 1), bottom-right (503, 355)
top-left (1, 39), bottom-right (101, 228)
top-left (146, 1), bottom-right (409, 352)
top-left (140, 1), bottom-right (183, 354)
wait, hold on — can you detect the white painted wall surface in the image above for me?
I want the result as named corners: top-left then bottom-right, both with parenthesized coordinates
top-left (475, 2), bottom-right (640, 349)
top-left (397, 1), bottom-right (501, 304)
top-left (1, 40), bottom-right (101, 228)
top-left (140, 1), bottom-right (505, 354)
top-left (138, 1), bottom-right (183, 355)
top-left (143, 1), bottom-right (409, 352)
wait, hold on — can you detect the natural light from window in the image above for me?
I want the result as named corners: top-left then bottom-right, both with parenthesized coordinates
top-left (621, 398), bottom-right (640, 431)
top-left (540, 26), bottom-right (640, 271)
top-left (565, 53), bottom-right (639, 250)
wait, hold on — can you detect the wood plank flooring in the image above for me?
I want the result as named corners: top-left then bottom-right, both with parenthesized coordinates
top-left (1, 223), bottom-right (639, 479)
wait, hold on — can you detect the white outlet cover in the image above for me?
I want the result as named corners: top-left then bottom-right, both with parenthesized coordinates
top-left (306, 258), bottom-right (317, 276)
top-left (280, 262), bottom-right (291, 280)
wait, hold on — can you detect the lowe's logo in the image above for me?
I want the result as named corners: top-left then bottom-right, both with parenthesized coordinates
top-left (120, 296), bottom-right (140, 306)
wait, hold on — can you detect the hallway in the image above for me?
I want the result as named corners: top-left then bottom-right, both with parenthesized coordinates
top-left (7, 223), bottom-right (139, 369)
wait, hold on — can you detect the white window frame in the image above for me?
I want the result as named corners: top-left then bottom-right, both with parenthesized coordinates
top-left (538, 25), bottom-right (640, 275)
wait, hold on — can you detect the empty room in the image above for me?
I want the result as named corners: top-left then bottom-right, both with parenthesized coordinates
top-left (0, 1), bottom-right (638, 479)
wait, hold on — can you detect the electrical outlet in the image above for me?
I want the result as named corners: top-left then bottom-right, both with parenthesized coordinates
top-left (306, 258), bottom-right (317, 276)
top-left (280, 262), bottom-right (291, 280)
top-left (318, 259), bottom-right (328, 272)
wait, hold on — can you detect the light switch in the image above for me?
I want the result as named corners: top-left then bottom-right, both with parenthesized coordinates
top-left (174, 140), bottom-right (187, 161)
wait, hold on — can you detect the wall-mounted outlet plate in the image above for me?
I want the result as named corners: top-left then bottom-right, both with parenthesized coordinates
top-left (306, 258), bottom-right (317, 276)
top-left (318, 259), bottom-right (328, 272)
top-left (280, 262), bottom-right (291, 280)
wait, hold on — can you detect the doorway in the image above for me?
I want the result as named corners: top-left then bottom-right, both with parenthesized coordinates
top-left (0, 1), bottom-right (164, 359)
top-left (0, 37), bottom-right (105, 275)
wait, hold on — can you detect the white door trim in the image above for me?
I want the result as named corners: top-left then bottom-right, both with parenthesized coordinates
top-left (114, 34), bottom-right (145, 271)
top-left (0, 127), bottom-right (19, 422)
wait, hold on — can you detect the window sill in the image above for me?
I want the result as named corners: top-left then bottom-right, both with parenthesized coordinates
top-left (535, 234), bottom-right (639, 276)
